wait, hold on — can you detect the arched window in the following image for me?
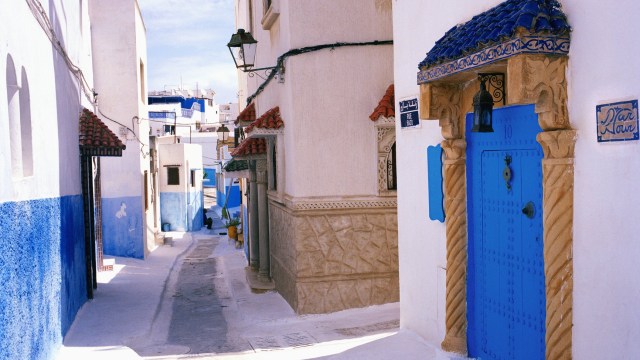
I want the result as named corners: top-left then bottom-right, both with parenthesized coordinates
top-left (20, 67), bottom-right (33, 176)
top-left (5, 56), bottom-right (33, 178)
top-left (376, 124), bottom-right (396, 195)
top-left (387, 142), bottom-right (397, 190)
top-left (6, 54), bottom-right (22, 177)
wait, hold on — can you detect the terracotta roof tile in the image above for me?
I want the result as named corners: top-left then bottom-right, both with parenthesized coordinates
top-left (369, 84), bottom-right (395, 121)
top-left (235, 102), bottom-right (256, 125)
top-left (79, 108), bottom-right (126, 152)
top-left (245, 106), bottom-right (284, 133)
top-left (230, 138), bottom-right (267, 157)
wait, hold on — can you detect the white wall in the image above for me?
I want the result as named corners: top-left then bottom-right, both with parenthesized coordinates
top-left (190, 133), bottom-right (219, 168)
top-left (286, 47), bottom-right (393, 197)
top-left (239, 0), bottom-right (394, 199)
top-left (90, 0), bottom-right (154, 255)
top-left (394, 0), bottom-right (640, 357)
top-left (90, 0), bottom-right (148, 198)
top-left (0, 0), bottom-right (92, 203)
top-left (562, 1), bottom-right (640, 358)
top-left (158, 143), bottom-right (203, 194)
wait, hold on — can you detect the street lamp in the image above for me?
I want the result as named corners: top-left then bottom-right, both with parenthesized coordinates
top-left (227, 29), bottom-right (258, 71)
top-left (227, 29), bottom-right (279, 78)
top-left (217, 125), bottom-right (230, 142)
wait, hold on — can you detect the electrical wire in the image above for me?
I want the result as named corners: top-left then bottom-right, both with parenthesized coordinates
top-left (25, 0), bottom-right (157, 161)
top-left (25, 0), bottom-right (96, 105)
top-left (246, 40), bottom-right (393, 105)
top-left (96, 106), bottom-right (149, 159)
top-left (24, 0), bottom-right (150, 157)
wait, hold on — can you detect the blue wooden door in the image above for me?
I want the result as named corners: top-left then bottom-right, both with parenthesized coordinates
top-left (466, 105), bottom-right (545, 360)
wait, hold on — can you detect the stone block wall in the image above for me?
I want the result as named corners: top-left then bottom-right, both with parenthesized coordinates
top-left (269, 200), bottom-right (398, 314)
top-left (269, 202), bottom-right (298, 307)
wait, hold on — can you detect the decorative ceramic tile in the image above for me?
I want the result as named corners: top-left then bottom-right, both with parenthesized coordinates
top-left (418, 36), bottom-right (570, 84)
top-left (596, 100), bottom-right (639, 142)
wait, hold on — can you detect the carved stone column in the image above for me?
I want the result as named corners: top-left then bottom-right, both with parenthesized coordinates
top-left (249, 160), bottom-right (260, 270)
top-left (440, 138), bottom-right (468, 355)
top-left (537, 129), bottom-right (577, 360)
top-left (256, 159), bottom-right (270, 281)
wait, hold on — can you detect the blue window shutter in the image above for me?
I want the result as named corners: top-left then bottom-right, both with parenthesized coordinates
top-left (427, 145), bottom-right (445, 222)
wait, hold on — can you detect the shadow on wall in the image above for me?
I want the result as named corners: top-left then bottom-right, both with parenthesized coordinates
top-left (50, 0), bottom-right (89, 340)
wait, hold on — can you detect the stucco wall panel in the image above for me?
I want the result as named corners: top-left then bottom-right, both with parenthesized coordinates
top-left (562, 1), bottom-right (640, 358)
top-left (269, 202), bottom-right (298, 310)
top-left (288, 0), bottom-right (392, 48)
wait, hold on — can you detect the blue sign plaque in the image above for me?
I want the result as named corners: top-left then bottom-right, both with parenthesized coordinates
top-left (399, 97), bottom-right (420, 129)
top-left (596, 100), bottom-right (639, 142)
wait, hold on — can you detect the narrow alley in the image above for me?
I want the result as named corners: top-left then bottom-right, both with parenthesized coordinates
top-left (56, 225), bottom-right (440, 360)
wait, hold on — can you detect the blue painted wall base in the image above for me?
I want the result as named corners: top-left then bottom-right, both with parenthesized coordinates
top-left (160, 191), bottom-right (203, 232)
top-left (0, 195), bottom-right (87, 360)
top-left (217, 184), bottom-right (241, 209)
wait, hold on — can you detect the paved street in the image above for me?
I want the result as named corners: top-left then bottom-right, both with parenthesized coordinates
top-left (56, 228), bottom-right (451, 360)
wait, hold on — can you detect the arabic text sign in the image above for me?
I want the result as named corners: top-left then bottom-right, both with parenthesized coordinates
top-left (399, 97), bottom-right (420, 129)
top-left (596, 100), bottom-right (639, 142)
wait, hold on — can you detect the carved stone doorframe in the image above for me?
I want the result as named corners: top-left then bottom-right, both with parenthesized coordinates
top-left (420, 54), bottom-right (576, 360)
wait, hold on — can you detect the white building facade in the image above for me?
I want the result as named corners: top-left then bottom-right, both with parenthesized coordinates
top-left (158, 143), bottom-right (204, 232)
top-left (1, 0), bottom-right (94, 358)
top-left (90, 0), bottom-right (155, 259)
top-left (233, 0), bottom-right (398, 314)
top-left (393, 0), bottom-right (640, 359)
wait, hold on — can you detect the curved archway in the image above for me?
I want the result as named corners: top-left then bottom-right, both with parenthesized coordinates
top-left (20, 67), bottom-right (33, 176)
top-left (6, 54), bottom-right (22, 177)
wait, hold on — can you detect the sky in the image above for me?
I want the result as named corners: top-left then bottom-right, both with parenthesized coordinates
top-left (137, 0), bottom-right (239, 104)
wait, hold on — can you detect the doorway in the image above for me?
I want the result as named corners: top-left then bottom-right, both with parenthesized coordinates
top-left (466, 104), bottom-right (545, 359)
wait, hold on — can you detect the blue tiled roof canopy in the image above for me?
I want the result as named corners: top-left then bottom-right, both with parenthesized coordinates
top-left (419, 0), bottom-right (570, 70)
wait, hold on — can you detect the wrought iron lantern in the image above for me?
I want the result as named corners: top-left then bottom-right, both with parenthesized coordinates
top-left (472, 77), bottom-right (495, 133)
top-left (227, 29), bottom-right (258, 71)
top-left (217, 125), bottom-right (230, 142)
top-left (472, 73), bottom-right (506, 133)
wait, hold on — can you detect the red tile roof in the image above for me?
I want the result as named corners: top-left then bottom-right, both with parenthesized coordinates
top-left (79, 108), bottom-right (126, 156)
top-left (235, 102), bottom-right (256, 125)
top-left (369, 84), bottom-right (395, 121)
top-left (246, 106), bottom-right (284, 133)
top-left (231, 138), bottom-right (267, 157)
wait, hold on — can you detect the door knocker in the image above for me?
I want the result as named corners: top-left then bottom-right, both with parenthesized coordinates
top-left (503, 155), bottom-right (512, 191)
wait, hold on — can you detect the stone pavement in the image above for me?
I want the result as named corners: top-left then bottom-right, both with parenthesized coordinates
top-left (56, 229), bottom-right (462, 360)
